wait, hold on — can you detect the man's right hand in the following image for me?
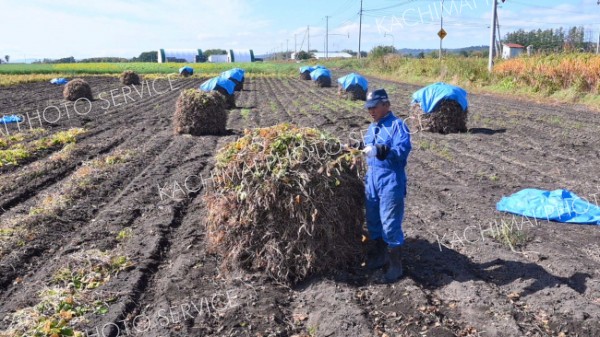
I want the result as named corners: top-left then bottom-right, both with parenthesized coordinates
top-left (362, 145), bottom-right (377, 158)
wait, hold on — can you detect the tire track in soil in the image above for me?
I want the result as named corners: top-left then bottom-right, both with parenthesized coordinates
top-left (248, 77), bottom-right (269, 128)
top-left (418, 133), bottom-right (576, 192)
top-left (264, 76), bottom-right (312, 126)
top-left (443, 136), bottom-right (592, 193)
top-left (261, 77), bottom-right (301, 125)
top-left (0, 103), bottom-right (213, 318)
top-left (107, 137), bottom-right (236, 337)
top-left (0, 77), bottom-right (196, 298)
top-left (276, 78), bottom-right (349, 135)
top-left (0, 77), bottom-right (118, 114)
top-left (0, 130), bottom-right (175, 298)
top-left (278, 78), bottom-right (375, 143)
top-left (0, 76), bottom-right (192, 171)
top-left (472, 95), bottom-right (600, 127)
top-left (226, 78), bottom-right (261, 131)
top-left (0, 135), bottom-right (127, 216)
top-left (0, 77), bottom-right (199, 212)
top-left (58, 135), bottom-right (215, 337)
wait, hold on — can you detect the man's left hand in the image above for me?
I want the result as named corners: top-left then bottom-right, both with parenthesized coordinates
top-left (375, 144), bottom-right (390, 160)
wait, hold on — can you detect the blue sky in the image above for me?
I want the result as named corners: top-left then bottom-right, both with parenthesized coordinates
top-left (1, 0), bottom-right (600, 61)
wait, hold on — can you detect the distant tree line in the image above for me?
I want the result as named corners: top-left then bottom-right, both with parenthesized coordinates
top-left (30, 49), bottom-right (236, 64)
top-left (366, 45), bottom-right (489, 59)
top-left (503, 26), bottom-right (595, 52)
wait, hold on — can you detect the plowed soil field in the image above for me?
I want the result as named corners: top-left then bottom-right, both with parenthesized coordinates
top-left (1, 73), bottom-right (599, 337)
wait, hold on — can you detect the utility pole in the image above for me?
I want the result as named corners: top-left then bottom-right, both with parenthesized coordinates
top-left (358, 0), bottom-right (363, 59)
top-left (295, 34), bottom-right (297, 54)
top-left (597, 32), bottom-right (600, 54)
top-left (488, 0), bottom-right (498, 72)
top-left (440, 0), bottom-right (444, 60)
top-left (326, 16), bottom-right (330, 59)
top-left (495, 8), bottom-right (501, 58)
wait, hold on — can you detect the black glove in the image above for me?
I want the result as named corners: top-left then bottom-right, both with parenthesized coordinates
top-left (375, 144), bottom-right (390, 160)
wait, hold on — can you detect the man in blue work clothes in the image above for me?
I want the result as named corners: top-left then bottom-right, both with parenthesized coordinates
top-left (362, 88), bottom-right (412, 283)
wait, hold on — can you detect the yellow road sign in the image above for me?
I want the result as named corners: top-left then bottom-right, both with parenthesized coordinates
top-left (438, 28), bottom-right (447, 40)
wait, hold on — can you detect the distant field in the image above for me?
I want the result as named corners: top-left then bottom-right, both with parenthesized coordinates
top-left (0, 62), bottom-right (306, 87)
top-left (0, 62), bottom-right (301, 75)
top-left (2, 55), bottom-right (600, 108)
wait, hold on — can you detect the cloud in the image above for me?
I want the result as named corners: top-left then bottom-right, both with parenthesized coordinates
top-left (2, 0), bottom-right (600, 59)
top-left (0, 0), bottom-right (273, 59)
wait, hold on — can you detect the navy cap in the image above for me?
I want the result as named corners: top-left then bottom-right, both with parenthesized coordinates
top-left (364, 88), bottom-right (389, 108)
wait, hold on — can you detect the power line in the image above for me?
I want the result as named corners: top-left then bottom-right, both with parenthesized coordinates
top-left (327, 0), bottom-right (356, 17)
top-left (363, 0), bottom-right (417, 12)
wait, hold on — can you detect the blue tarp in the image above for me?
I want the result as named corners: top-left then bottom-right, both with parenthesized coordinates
top-left (310, 68), bottom-right (331, 81)
top-left (0, 115), bottom-right (23, 125)
top-left (497, 188), bottom-right (600, 225)
top-left (179, 66), bottom-right (194, 75)
top-left (50, 78), bottom-right (68, 85)
top-left (299, 66), bottom-right (314, 73)
top-left (230, 67), bottom-right (245, 76)
top-left (411, 82), bottom-right (468, 114)
top-left (199, 77), bottom-right (235, 95)
top-left (337, 73), bottom-right (368, 91)
top-left (314, 65), bottom-right (326, 69)
top-left (221, 68), bottom-right (244, 82)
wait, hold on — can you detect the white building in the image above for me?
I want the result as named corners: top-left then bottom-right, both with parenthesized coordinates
top-left (502, 43), bottom-right (525, 59)
top-left (206, 50), bottom-right (256, 63)
top-left (158, 49), bottom-right (204, 63)
top-left (208, 54), bottom-right (228, 63)
top-left (227, 50), bottom-right (255, 63)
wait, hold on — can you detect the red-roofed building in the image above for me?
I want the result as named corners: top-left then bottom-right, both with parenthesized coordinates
top-left (502, 43), bottom-right (525, 59)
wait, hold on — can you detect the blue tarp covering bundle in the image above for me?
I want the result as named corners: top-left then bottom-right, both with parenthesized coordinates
top-left (50, 78), bottom-right (68, 85)
top-left (497, 188), bottom-right (600, 225)
top-left (179, 66), bottom-right (194, 75)
top-left (0, 115), bottom-right (23, 124)
top-left (337, 73), bottom-right (368, 91)
top-left (221, 68), bottom-right (244, 82)
top-left (199, 77), bottom-right (236, 95)
top-left (310, 68), bottom-right (331, 81)
top-left (411, 82), bottom-right (469, 114)
top-left (314, 65), bottom-right (326, 69)
top-left (299, 66), bottom-right (314, 74)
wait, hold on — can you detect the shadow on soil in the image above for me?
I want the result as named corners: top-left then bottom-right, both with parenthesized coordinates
top-left (297, 238), bottom-right (590, 299)
top-left (405, 238), bottom-right (590, 297)
top-left (468, 127), bottom-right (507, 135)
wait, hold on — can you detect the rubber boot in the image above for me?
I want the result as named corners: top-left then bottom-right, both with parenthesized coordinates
top-left (367, 238), bottom-right (388, 270)
top-left (384, 246), bottom-right (403, 283)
